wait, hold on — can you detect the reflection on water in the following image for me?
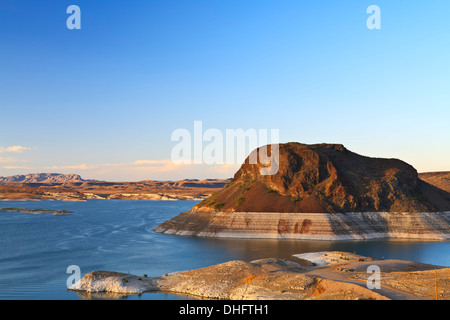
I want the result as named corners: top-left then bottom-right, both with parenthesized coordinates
top-left (198, 237), bottom-right (450, 266)
top-left (0, 199), bottom-right (449, 299)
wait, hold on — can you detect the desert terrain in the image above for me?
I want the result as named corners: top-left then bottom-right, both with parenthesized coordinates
top-left (0, 173), bottom-right (230, 201)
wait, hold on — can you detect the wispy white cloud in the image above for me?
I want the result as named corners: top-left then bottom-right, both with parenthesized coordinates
top-left (0, 157), bottom-right (32, 165)
top-left (206, 163), bottom-right (241, 175)
top-left (48, 159), bottom-right (237, 181)
top-left (132, 160), bottom-right (173, 166)
top-left (0, 146), bottom-right (31, 153)
top-left (49, 159), bottom-right (174, 171)
top-left (49, 159), bottom-right (179, 172)
top-left (0, 157), bottom-right (18, 163)
top-left (1, 166), bottom-right (33, 170)
top-left (50, 163), bottom-right (100, 170)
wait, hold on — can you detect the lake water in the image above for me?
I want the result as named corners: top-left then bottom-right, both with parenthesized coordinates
top-left (0, 200), bottom-right (449, 300)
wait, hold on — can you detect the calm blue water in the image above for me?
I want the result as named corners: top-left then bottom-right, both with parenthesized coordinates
top-left (0, 200), bottom-right (449, 300)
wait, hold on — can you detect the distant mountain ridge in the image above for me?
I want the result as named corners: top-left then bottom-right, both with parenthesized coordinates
top-left (0, 173), bottom-right (230, 186)
top-left (0, 173), bottom-right (87, 184)
top-left (0, 173), bottom-right (231, 201)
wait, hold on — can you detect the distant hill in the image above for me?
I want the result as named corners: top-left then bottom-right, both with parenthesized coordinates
top-left (419, 172), bottom-right (450, 193)
top-left (0, 173), bottom-right (86, 184)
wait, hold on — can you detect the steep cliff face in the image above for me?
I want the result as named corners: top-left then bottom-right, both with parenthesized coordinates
top-left (155, 143), bottom-right (450, 240)
top-left (194, 143), bottom-right (450, 213)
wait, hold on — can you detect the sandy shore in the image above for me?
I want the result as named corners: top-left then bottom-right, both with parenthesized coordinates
top-left (70, 251), bottom-right (450, 300)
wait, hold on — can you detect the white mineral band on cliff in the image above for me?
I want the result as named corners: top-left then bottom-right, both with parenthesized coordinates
top-left (154, 211), bottom-right (450, 240)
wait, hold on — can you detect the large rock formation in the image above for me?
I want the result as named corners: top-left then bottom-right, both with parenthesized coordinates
top-left (154, 143), bottom-right (450, 240)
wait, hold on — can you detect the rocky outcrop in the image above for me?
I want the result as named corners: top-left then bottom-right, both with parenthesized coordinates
top-left (70, 254), bottom-right (389, 300)
top-left (70, 252), bottom-right (450, 300)
top-left (155, 143), bottom-right (450, 240)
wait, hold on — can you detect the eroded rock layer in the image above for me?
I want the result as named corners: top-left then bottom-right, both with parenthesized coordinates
top-left (154, 210), bottom-right (450, 240)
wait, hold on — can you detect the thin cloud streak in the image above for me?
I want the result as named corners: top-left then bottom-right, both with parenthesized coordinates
top-left (47, 159), bottom-right (238, 181)
top-left (1, 166), bottom-right (33, 170)
top-left (0, 146), bottom-right (31, 153)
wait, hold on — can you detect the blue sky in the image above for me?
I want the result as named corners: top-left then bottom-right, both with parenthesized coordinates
top-left (0, 0), bottom-right (449, 181)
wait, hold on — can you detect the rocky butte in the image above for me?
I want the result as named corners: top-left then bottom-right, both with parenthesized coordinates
top-left (154, 143), bottom-right (450, 240)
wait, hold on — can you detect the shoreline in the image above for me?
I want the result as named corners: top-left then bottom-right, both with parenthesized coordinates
top-left (70, 251), bottom-right (449, 300)
top-left (0, 197), bottom-right (204, 202)
top-left (0, 207), bottom-right (73, 215)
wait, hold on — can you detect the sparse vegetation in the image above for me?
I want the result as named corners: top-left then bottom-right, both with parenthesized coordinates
top-left (197, 199), bottom-right (209, 207)
top-left (236, 197), bottom-right (245, 206)
top-left (290, 196), bottom-right (302, 203)
top-left (214, 203), bottom-right (225, 210)
top-left (239, 184), bottom-right (252, 194)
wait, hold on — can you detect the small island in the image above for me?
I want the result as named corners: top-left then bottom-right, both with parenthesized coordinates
top-left (0, 207), bottom-right (73, 216)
